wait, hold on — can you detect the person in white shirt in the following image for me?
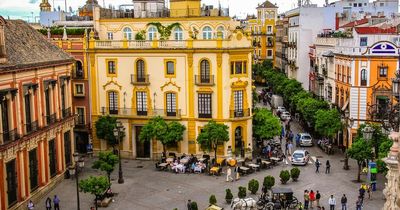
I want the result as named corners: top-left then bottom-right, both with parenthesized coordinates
top-left (328, 195), bottom-right (336, 210)
top-left (27, 200), bottom-right (34, 210)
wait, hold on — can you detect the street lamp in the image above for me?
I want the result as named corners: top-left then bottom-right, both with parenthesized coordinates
top-left (69, 152), bottom-right (84, 210)
top-left (392, 70), bottom-right (400, 101)
top-left (343, 109), bottom-right (354, 170)
top-left (113, 121), bottom-right (125, 184)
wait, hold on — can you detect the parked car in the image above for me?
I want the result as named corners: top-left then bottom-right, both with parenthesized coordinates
top-left (298, 133), bottom-right (313, 146)
top-left (291, 150), bottom-right (310, 166)
top-left (280, 111), bottom-right (291, 121)
top-left (277, 106), bottom-right (286, 113)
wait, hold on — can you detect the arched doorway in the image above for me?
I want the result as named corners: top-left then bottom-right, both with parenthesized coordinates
top-left (235, 126), bottom-right (243, 157)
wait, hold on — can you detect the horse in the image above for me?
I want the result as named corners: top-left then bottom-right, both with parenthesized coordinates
top-left (231, 197), bottom-right (257, 210)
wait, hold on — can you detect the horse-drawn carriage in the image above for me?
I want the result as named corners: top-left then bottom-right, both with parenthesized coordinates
top-left (256, 187), bottom-right (299, 210)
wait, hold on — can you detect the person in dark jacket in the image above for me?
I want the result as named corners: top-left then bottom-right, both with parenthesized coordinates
top-left (316, 190), bottom-right (321, 207)
top-left (45, 197), bottom-right (52, 210)
top-left (341, 194), bottom-right (347, 210)
top-left (187, 200), bottom-right (192, 210)
top-left (325, 160), bottom-right (331, 174)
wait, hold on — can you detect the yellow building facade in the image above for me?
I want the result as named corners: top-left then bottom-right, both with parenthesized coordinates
top-left (88, 1), bottom-right (253, 159)
top-left (247, 1), bottom-right (277, 63)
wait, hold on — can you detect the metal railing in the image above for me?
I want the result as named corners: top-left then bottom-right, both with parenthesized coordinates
top-left (62, 107), bottom-right (72, 118)
top-left (72, 69), bottom-right (84, 79)
top-left (230, 108), bottom-right (251, 118)
top-left (1, 129), bottom-right (20, 144)
top-left (194, 75), bottom-right (214, 86)
top-left (100, 107), bottom-right (181, 118)
top-left (45, 113), bottom-right (57, 125)
top-left (26, 121), bottom-right (38, 134)
top-left (131, 74), bottom-right (150, 85)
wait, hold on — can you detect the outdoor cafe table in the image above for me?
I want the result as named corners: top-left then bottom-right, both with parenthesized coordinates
top-left (180, 157), bottom-right (190, 164)
top-left (261, 160), bottom-right (272, 169)
top-left (247, 163), bottom-right (260, 171)
top-left (270, 157), bottom-right (280, 165)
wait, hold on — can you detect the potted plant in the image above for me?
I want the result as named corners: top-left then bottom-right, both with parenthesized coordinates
top-left (279, 170), bottom-right (290, 184)
top-left (290, 167), bottom-right (301, 181)
top-left (191, 201), bottom-right (198, 210)
top-left (209, 194), bottom-right (217, 205)
top-left (262, 176), bottom-right (275, 192)
top-left (248, 179), bottom-right (259, 194)
top-left (238, 186), bottom-right (247, 199)
top-left (225, 189), bottom-right (233, 204)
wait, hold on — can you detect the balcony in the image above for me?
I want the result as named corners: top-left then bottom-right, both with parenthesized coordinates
top-left (1, 129), bottom-right (20, 144)
top-left (131, 74), bottom-right (150, 85)
top-left (45, 113), bottom-right (57, 125)
top-left (25, 121), bottom-right (38, 134)
top-left (195, 75), bottom-right (215, 86)
top-left (62, 107), bottom-right (72, 118)
top-left (72, 69), bottom-right (84, 79)
top-left (100, 107), bottom-right (182, 118)
top-left (230, 108), bottom-right (251, 118)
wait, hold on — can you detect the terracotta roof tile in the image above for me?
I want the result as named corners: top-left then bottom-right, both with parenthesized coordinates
top-left (355, 27), bottom-right (397, 34)
top-left (340, 18), bottom-right (369, 28)
top-left (0, 18), bottom-right (74, 71)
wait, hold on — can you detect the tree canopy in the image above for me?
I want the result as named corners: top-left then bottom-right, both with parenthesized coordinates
top-left (79, 176), bottom-right (110, 201)
top-left (92, 151), bottom-right (118, 184)
top-left (253, 108), bottom-right (282, 140)
top-left (314, 109), bottom-right (342, 138)
top-left (139, 116), bottom-right (186, 153)
top-left (95, 116), bottom-right (120, 147)
top-left (197, 120), bottom-right (229, 158)
top-left (347, 138), bottom-right (373, 182)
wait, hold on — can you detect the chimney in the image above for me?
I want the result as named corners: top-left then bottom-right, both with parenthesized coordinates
top-left (0, 16), bottom-right (6, 64)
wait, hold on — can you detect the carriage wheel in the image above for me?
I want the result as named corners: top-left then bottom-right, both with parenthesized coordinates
top-left (288, 197), bottom-right (299, 209)
top-left (265, 202), bottom-right (274, 210)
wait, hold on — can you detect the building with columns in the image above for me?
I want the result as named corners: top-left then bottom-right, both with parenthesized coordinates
top-left (0, 17), bottom-right (75, 210)
top-left (88, 0), bottom-right (253, 159)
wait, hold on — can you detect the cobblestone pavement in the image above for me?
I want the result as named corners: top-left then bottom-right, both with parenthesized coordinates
top-left (36, 95), bottom-right (386, 210)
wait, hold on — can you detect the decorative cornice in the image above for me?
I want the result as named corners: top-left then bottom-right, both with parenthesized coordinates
top-left (102, 78), bottom-right (122, 90)
top-left (160, 79), bottom-right (181, 91)
top-left (231, 79), bottom-right (248, 88)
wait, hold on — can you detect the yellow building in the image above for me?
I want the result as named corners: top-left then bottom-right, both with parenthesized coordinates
top-left (88, 0), bottom-right (253, 159)
top-left (247, 0), bottom-right (278, 63)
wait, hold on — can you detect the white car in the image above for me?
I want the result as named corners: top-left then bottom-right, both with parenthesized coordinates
top-left (280, 111), bottom-right (291, 121)
top-left (291, 150), bottom-right (310, 166)
top-left (277, 106), bottom-right (286, 113)
top-left (298, 133), bottom-right (313, 147)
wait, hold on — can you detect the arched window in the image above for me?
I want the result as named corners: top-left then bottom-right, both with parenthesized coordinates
top-left (174, 26), bottom-right (183, 40)
top-left (108, 91), bottom-right (118, 114)
top-left (200, 59), bottom-right (210, 83)
top-left (148, 27), bottom-right (157, 41)
top-left (216, 26), bottom-right (224, 39)
top-left (361, 69), bottom-right (367, 86)
top-left (123, 27), bottom-right (132, 40)
top-left (202, 26), bottom-right (212, 40)
top-left (136, 59), bottom-right (145, 82)
top-left (75, 61), bottom-right (83, 78)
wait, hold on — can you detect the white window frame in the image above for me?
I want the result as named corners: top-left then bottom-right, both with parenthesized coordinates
top-left (123, 27), bottom-right (132, 40)
top-left (148, 27), bottom-right (157, 41)
top-left (202, 26), bottom-right (212, 40)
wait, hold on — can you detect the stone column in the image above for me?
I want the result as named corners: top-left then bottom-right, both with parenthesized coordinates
top-left (382, 132), bottom-right (399, 210)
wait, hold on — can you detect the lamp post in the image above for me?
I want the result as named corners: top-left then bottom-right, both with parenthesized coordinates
top-left (113, 121), bottom-right (125, 184)
top-left (68, 153), bottom-right (84, 210)
top-left (343, 109), bottom-right (354, 170)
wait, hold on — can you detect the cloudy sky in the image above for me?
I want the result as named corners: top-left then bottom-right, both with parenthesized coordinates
top-left (0, 0), bottom-right (327, 21)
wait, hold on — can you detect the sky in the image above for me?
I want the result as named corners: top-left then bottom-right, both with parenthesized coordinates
top-left (0, 0), bottom-right (328, 21)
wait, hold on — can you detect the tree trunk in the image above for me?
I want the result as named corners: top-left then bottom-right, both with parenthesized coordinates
top-left (163, 144), bottom-right (166, 155)
top-left (357, 161), bottom-right (361, 182)
top-left (95, 195), bottom-right (98, 210)
top-left (108, 173), bottom-right (111, 185)
top-left (214, 145), bottom-right (218, 165)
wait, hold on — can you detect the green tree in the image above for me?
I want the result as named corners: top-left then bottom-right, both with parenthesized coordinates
top-left (238, 186), bottom-right (247, 199)
top-left (297, 97), bottom-right (329, 125)
top-left (209, 194), bottom-right (217, 205)
top-left (253, 108), bottom-right (281, 140)
top-left (377, 136), bottom-right (393, 174)
top-left (197, 120), bottom-right (229, 159)
top-left (248, 179), bottom-right (259, 194)
top-left (289, 90), bottom-right (312, 112)
top-left (139, 116), bottom-right (186, 154)
top-left (92, 151), bottom-right (119, 184)
top-left (79, 176), bottom-right (110, 209)
top-left (314, 109), bottom-right (342, 139)
top-left (262, 176), bottom-right (275, 191)
top-left (146, 22), bottom-right (181, 40)
top-left (347, 138), bottom-right (373, 182)
top-left (95, 116), bottom-right (122, 149)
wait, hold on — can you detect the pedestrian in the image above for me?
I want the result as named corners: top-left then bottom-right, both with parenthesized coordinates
top-left (45, 197), bottom-right (52, 210)
top-left (315, 159), bottom-right (321, 173)
top-left (288, 141), bottom-right (293, 155)
top-left (356, 197), bottom-right (362, 210)
top-left (226, 167), bottom-right (233, 182)
top-left (309, 190), bottom-right (316, 208)
top-left (367, 184), bottom-right (372, 200)
top-left (296, 134), bottom-right (300, 147)
top-left (304, 190), bottom-right (310, 209)
top-left (187, 199), bottom-right (192, 210)
top-left (285, 141), bottom-right (289, 155)
top-left (27, 200), bottom-right (34, 210)
top-left (316, 190), bottom-right (321, 207)
top-left (328, 195), bottom-right (336, 210)
top-left (340, 194), bottom-right (347, 210)
top-left (53, 195), bottom-right (60, 210)
top-left (359, 185), bottom-right (366, 202)
top-left (325, 160), bottom-right (331, 174)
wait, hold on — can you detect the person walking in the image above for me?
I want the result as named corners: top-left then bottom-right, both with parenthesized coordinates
top-left (187, 200), bottom-right (192, 210)
top-left (53, 195), bottom-right (60, 210)
top-left (304, 190), bottom-right (310, 209)
top-left (309, 190), bottom-right (316, 208)
top-left (315, 159), bottom-right (321, 173)
top-left (316, 190), bottom-right (321, 207)
top-left (356, 197), bottom-right (362, 210)
top-left (340, 194), bottom-right (347, 210)
top-left (367, 184), bottom-right (372, 200)
top-left (27, 200), bottom-right (34, 210)
top-left (288, 141), bottom-right (293, 156)
top-left (45, 197), bottom-right (52, 210)
top-left (325, 160), bottom-right (331, 174)
top-left (359, 185), bottom-right (366, 203)
top-left (328, 195), bottom-right (336, 210)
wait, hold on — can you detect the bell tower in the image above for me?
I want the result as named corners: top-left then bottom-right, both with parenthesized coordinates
top-left (39, 0), bottom-right (52, 12)
top-left (170, 0), bottom-right (201, 17)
